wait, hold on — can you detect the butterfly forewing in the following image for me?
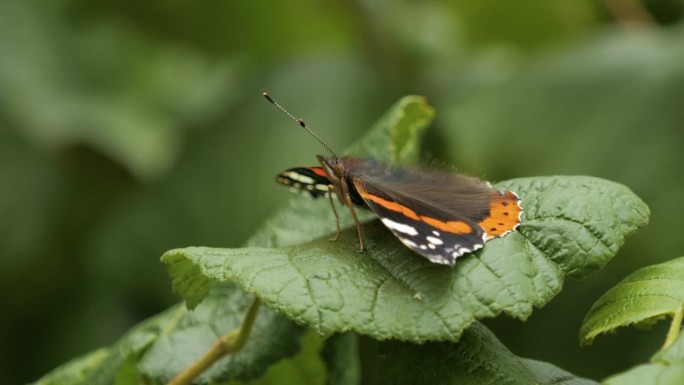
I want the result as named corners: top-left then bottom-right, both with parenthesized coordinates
top-left (276, 167), bottom-right (332, 198)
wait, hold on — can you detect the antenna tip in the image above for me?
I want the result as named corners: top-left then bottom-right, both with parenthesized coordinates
top-left (263, 92), bottom-right (274, 103)
top-left (297, 118), bottom-right (306, 128)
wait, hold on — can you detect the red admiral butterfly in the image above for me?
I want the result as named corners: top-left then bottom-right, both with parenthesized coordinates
top-left (265, 93), bottom-right (522, 266)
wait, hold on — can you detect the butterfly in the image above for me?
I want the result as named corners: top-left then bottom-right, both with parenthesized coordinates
top-left (265, 93), bottom-right (522, 266)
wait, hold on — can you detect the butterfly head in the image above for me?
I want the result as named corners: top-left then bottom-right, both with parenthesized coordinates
top-left (317, 155), bottom-right (347, 180)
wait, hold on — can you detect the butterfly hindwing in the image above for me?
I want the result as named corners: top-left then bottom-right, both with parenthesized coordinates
top-left (352, 179), bottom-right (488, 265)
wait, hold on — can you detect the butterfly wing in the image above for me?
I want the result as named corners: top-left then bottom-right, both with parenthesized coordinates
top-left (277, 159), bottom-right (523, 266)
top-left (350, 167), bottom-right (522, 265)
top-left (276, 167), bottom-right (332, 198)
top-left (277, 166), bottom-right (368, 207)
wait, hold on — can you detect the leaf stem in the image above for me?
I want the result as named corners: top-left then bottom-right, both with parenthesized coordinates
top-left (166, 297), bottom-right (261, 385)
top-left (663, 305), bottom-right (684, 350)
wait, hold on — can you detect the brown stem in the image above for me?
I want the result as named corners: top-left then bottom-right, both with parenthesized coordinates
top-left (166, 297), bottom-right (261, 385)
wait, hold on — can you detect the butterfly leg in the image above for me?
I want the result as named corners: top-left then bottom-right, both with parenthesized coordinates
top-left (344, 192), bottom-right (365, 252)
top-left (326, 184), bottom-right (341, 241)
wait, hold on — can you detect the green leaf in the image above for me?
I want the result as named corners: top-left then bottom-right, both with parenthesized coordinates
top-left (341, 95), bottom-right (434, 165)
top-left (603, 363), bottom-right (684, 385)
top-left (163, 175), bottom-right (648, 342)
top-left (580, 256), bottom-right (684, 346)
top-left (508, 176), bottom-right (650, 279)
top-left (138, 284), bottom-right (306, 384)
top-left (31, 348), bottom-right (110, 385)
top-left (654, 332), bottom-right (684, 365)
top-left (602, 333), bottom-right (684, 385)
top-left (378, 322), bottom-right (598, 385)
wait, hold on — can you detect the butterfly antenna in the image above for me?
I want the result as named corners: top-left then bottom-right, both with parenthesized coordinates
top-left (263, 92), bottom-right (338, 161)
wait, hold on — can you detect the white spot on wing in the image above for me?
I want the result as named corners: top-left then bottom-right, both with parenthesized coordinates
top-left (426, 236), bottom-right (443, 245)
top-left (286, 172), bottom-right (315, 184)
top-left (426, 254), bottom-right (452, 265)
top-left (381, 218), bottom-right (418, 236)
top-left (401, 239), bottom-right (418, 248)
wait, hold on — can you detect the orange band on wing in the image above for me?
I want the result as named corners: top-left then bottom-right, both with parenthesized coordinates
top-left (360, 192), bottom-right (474, 235)
top-left (420, 216), bottom-right (473, 234)
top-left (311, 167), bottom-right (329, 178)
top-left (478, 191), bottom-right (522, 239)
top-left (360, 192), bottom-right (420, 220)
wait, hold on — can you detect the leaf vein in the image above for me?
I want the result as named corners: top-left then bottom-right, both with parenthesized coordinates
top-left (368, 253), bottom-right (453, 335)
top-left (529, 215), bottom-right (613, 252)
top-left (286, 249), bottom-right (324, 330)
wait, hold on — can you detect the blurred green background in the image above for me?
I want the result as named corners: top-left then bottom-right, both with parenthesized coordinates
top-left (2, 0), bottom-right (683, 383)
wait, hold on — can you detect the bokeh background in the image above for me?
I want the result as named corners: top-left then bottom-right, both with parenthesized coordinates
top-left (2, 1), bottom-right (683, 383)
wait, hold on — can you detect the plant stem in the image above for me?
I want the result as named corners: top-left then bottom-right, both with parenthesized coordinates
top-left (663, 306), bottom-right (684, 350)
top-left (166, 297), bottom-right (261, 385)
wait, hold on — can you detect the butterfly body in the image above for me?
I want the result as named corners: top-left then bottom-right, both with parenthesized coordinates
top-left (277, 155), bottom-right (522, 266)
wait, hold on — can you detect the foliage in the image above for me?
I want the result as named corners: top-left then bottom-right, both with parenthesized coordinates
top-left (32, 95), bottom-right (667, 385)
top-left (4, 1), bottom-right (684, 384)
top-left (581, 257), bottom-right (684, 347)
top-left (602, 322), bottom-right (684, 385)
top-left (579, 257), bottom-right (684, 384)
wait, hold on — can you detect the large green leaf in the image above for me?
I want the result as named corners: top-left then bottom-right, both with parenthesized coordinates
top-left (379, 322), bottom-right (598, 385)
top-left (580, 256), bottom-right (684, 346)
top-left (163, 175), bottom-right (648, 342)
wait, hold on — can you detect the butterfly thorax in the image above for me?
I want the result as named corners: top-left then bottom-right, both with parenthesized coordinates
top-left (317, 155), bottom-right (356, 207)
